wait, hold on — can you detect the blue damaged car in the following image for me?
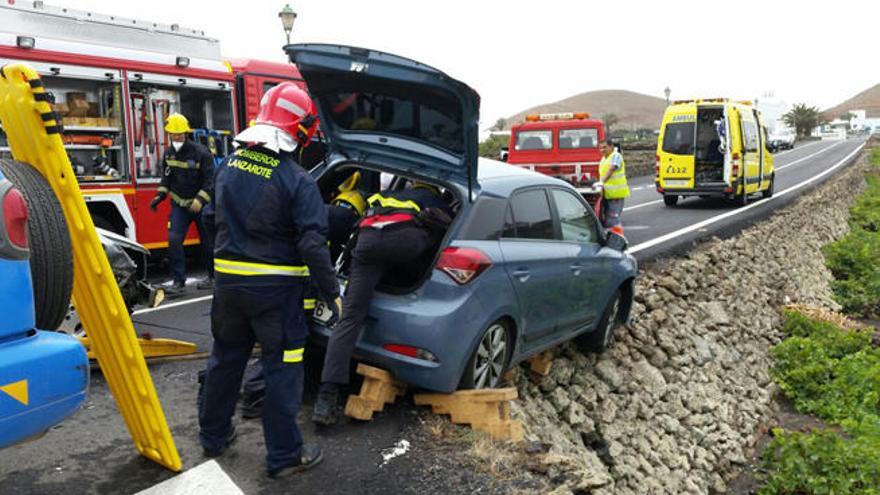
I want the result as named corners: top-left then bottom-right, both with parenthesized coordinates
top-left (289, 44), bottom-right (637, 392)
top-left (0, 160), bottom-right (88, 449)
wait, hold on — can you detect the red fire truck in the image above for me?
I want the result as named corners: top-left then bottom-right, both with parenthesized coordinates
top-left (506, 112), bottom-right (606, 208)
top-left (0, 2), bottom-right (306, 249)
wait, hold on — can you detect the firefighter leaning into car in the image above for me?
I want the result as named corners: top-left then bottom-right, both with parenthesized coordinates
top-left (150, 113), bottom-right (215, 293)
top-left (312, 181), bottom-right (451, 426)
top-left (597, 138), bottom-right (630, 237)
top-left (198, 83), bottom-right (341, 477)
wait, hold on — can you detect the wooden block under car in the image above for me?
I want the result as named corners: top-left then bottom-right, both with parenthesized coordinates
top-left (51, 102), bottom-right (69, 117)
top-left (343, 363), bottom-right (407, 421)
top-left (526, 350), bottom-right (553, 376)
top-left (414, 387), bottom-right (524, 441)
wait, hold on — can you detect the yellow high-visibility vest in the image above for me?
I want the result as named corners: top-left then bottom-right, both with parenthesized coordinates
top-left (599, 151), bottom-right (630, 199)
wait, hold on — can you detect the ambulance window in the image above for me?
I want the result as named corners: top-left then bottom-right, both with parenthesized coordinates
top-left (506, 189), bottom-right (554, 240)
top-left (514, 130), bottom-right (552, 151)
top-left (559, 128), bottom-right (599, 149)
top-left (743, 121), bottom-right (759, 152)
top-left (662, 122), bottom-right (695, 155)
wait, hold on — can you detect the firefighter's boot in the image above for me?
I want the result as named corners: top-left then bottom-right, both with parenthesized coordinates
top-left (311, 383), bottom-right (342, 426)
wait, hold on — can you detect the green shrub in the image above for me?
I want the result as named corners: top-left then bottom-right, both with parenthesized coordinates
top-left (823, 229), bottom-right (880, 317)
top-left (760, 312), bottom-right (880, 494)
top-left (850, 175), bottom-right (880, 232)
top-left (759, 428), bottom-right (880, 495)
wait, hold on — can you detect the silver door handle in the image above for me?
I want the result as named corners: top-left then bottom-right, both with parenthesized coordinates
top-left (512, 269), bottom-right (530, 282)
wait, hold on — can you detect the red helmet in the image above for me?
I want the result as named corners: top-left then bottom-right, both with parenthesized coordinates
top-left (255, 82), bottom-right (319, 147)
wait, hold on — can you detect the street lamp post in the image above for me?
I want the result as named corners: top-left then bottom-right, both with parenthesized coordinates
top-left (279, 4), bottom-right (297, 45)
top-left (664, 86), bottom-right (671, 106)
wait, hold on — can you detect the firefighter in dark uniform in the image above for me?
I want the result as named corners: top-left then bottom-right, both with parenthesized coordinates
top-left (198, 83), bottom-right (340, 477)
top-left (150, 113), bottom-right (215, 293)
top-left (238, 178), bottom-right (365, 420)
top-left (312, 182), bottom-right (449, 426)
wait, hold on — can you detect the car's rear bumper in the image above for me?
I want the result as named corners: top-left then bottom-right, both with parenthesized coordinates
top-left (308, 277), bottom-right (498, 393)
top-left (0, 330), bottom-right (88, 449)
top-left (656, 181), bottom-right (733, 197)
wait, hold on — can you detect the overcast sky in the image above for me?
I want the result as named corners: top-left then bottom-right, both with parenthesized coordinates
top-left (58, 0), bottom-right (878, 128)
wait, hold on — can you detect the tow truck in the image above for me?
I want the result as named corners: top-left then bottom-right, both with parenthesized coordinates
top-left (506, 112), bottom-right (607, 210)
top-left (0, 63), bottom-right (181, 470)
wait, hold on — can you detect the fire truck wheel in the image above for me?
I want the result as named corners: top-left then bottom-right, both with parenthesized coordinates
top-left (663, 195), bottom-right (679, 207)
top-left (0, 159), bottom-right (73, 331)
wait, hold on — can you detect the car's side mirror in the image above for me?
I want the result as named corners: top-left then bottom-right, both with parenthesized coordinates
top-left (605, 231), bottom-right (628, 251)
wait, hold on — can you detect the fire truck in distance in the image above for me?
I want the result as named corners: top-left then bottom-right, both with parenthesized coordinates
top-left (506, 112), bottom-right (606, 208)
top-left (0, 2), bottom-right (306, 250)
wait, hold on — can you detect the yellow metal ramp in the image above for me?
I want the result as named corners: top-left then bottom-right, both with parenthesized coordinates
top-left (0, 63), bottom-right (181, 471)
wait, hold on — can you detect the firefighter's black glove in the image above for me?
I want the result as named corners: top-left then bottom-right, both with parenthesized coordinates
top-left (150, 193), bottom-right (166, 212)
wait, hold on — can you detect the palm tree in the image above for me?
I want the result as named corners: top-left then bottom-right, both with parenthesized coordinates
top-left (783, 104), bottom-right (821, 137)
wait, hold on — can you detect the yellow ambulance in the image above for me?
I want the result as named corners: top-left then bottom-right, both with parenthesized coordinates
top-left (655, 98), bottom-right (774, 206)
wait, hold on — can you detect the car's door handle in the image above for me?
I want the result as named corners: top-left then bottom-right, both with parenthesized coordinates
top-left (570, 263), bottom-right (583, 276)
top-left (512, 269), bottom-right (530, 282)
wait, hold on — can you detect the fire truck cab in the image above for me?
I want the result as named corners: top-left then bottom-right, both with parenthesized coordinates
top-left (507, 112), bottom-right (606, 199)
top-left (0, 2), bottom-right (303, 249)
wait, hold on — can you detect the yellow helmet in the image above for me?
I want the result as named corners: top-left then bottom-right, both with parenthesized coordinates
top-left (165, 113), bottom-right (191, 134)
top-left (333, 190), bottom-right (366, 216)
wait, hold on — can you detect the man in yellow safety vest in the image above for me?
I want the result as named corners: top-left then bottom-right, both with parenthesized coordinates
top-left (597, 139), bottom-right (630, 236)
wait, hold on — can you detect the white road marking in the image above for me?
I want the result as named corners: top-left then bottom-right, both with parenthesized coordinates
top-left (624, 199), bottom-right (664, 211)
top-left (775, 140), bottom-right (843, 171)
top-left (773, 139), bottom-right (824, 157)
top-left (629, 143), bottom-right (864, 254)
top-left (135, 460), bottom-right (244, 495)
top-left (132, 295), bottom-right (213, 316)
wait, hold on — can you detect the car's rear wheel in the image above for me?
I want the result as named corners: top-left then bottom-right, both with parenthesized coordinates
top-left (663, 195), bottom-right (678, 207)
top-left (576, 290), bottom-right (621, 354)
top-left (735, 185), bottom-right (749, 207)
top-left (460, 320), bottom-right (511, 390)
top-left (0, 159), bottom-right (73, 330)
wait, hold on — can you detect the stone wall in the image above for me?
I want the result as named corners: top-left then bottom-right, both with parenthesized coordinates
top-left (512, 147), bottom-right (870, 494)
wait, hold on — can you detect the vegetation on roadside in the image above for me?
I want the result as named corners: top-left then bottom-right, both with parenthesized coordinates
top-left (822, 148), bottom-right (880, 317)
top-left (783, 103), bottom-right (823, 138)
top-left (479, 134), bottom-right (509, 159)
top-left (759, 311), bottom-right (880, 495)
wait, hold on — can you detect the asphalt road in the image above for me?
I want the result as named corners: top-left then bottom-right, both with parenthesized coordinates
top-left (0, 137), bottom-right (866, 494)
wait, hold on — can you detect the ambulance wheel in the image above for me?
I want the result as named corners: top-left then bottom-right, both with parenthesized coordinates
top-left (762, 173), bottom-right (775, 199)
top-left (663, 195), bottom-right (678, 207)
top-left (0, 159), bottom-right (73, 330)
top-left (736, 188), bottom-right (749, 207)
top-left (576, 289), bottom-right (621, 354)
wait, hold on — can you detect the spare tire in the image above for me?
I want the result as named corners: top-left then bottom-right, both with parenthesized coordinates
top-left (0, 159), bottom-right (73, 330)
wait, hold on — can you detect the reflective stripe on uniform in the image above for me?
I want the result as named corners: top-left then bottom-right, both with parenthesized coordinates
top-left (366, 193), bottom-right (421, 212)
top-left (197, 190), bottom-right (211, 203)
top-left (599, 152), bottom-right (630, 199)
top-left (168, 191), bottom-right (194, 207)
top-left (283, 347), bottom-right (304, 363)
top-left (303, 298), bottom-right (316, 310)
top-left (166, 159), bottom-right (199, 169)
top-left (214, 258), bottom-right (310, 277)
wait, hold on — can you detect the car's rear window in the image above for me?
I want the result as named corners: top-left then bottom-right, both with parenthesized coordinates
top-left (312, 79), bottom-right (464, 154)
top-left (559, 128), bottom-right (598, 149)
top-left (662, 122), bottom-right (695, 155)
top-left (514, 130), bottom-right (552, 151)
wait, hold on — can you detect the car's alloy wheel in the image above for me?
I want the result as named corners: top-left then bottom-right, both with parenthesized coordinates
top-left (575, 289), bottom-right (622, 354)
top-left (473, 323), bottom-right (508, 389)
top-left (600, 296), bottom-right (620, 349)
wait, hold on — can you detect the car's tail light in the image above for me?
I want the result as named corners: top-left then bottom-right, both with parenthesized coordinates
top-left (383, 344), bottom-right (438, 362)
top-left (3, 186), bottom-right (28, 249)
top-left (436, 247), bottom-right (491, 285)
top-left (654, 154), bottom-right (660, 177)
top-left (731, 153), bottom-right (741, 178)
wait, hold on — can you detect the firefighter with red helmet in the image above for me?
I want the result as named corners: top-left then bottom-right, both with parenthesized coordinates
top-left (198, 83), bottom-right (339, 477)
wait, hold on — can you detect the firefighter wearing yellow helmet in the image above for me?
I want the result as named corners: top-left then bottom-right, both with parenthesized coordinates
top-left (150, 112), bottom-right (216, 293)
